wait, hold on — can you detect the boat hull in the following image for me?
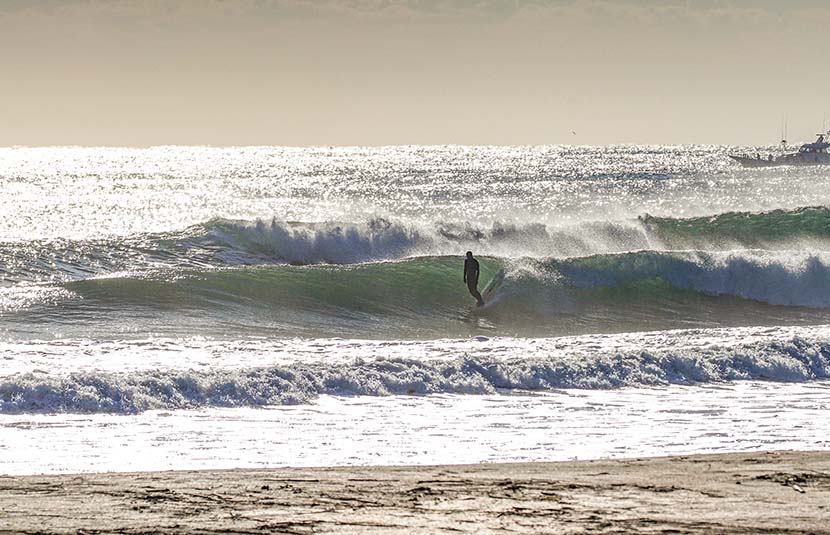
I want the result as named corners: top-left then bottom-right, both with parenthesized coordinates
top-left (729, 153), bottom-right (830, 168)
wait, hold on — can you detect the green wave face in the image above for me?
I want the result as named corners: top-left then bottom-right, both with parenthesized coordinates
top-left (642, 206), bottom-right (830, 248)
top-left (9, 251), bottom-right (823, 340)
top-left (51, 257), bottom-right (505, 339)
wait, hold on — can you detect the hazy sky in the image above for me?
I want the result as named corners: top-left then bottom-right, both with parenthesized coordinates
top-left (2, 0), bottom-right (829, 146)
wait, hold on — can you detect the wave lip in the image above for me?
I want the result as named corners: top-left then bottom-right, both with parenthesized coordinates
top-left (199, 217), bottom-right (654, 265)
top-left (2, 336), bottom-right (830, 414)
top-left (206, 217), bottom-right (431, 265)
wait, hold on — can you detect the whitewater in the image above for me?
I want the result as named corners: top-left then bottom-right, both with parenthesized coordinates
top-left (2, 145), bottom-right (830, 474)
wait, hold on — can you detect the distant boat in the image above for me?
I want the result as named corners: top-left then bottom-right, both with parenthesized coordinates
top-left (729, 132), bottom-right (830, 167)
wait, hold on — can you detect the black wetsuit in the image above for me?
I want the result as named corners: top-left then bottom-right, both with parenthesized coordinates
top-left (464, 257), bottom-right (484, 306)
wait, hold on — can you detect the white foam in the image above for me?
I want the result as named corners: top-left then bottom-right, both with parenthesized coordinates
top-left (3, 326), bottom-right (830, 414)
top-left (204, 217), bottom-right (658, 265)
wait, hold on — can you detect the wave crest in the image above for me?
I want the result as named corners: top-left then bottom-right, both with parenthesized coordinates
top-left (5, 205), bottom-right (830, 285)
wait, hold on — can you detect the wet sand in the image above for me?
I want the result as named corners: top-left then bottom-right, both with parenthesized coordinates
top-left (1, 450), bottom-right (829, 534)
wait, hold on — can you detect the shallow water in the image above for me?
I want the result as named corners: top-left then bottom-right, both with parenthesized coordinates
top-left (3, 381), bottom-right (829, 475)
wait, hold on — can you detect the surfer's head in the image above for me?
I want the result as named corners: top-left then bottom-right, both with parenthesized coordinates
top-left (466, 251), bottom-right (473, 258)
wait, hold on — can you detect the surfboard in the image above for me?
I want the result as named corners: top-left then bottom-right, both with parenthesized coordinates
top-left (479, 268), bottom-right (505, 307)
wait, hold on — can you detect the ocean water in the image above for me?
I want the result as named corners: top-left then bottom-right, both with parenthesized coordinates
top-left (2, 145), bottom-right (830, 474)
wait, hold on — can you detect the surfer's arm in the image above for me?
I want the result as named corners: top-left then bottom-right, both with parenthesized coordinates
top-left (463, 259), bottom-right (468, 283)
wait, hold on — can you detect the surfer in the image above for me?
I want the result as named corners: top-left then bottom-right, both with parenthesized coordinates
top-left (464, 251), bottom-right (484, 307)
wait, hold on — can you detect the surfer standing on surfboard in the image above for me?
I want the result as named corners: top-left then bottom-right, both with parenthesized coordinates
top-left (464, 251), bottom-right (485, 307)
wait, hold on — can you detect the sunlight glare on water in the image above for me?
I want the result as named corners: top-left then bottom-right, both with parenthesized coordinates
top-left (2, 145), bottom-right (828, 241)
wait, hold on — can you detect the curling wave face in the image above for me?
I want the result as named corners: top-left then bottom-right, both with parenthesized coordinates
top-left (6, 250), bottom-right (830, 339)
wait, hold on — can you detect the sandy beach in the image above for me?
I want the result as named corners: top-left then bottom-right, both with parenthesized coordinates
top-left (0, 450), bottom-right (828, 534)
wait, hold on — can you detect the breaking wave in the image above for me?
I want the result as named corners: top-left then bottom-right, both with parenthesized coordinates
top-left (61, 250), bottom-right (830, 312)
top-left (2, 336), bottom-right (829, 413)
top-left (4, 205), bottom-right (830, 284)
top-left (0, 250), bottom-right (826, 339)
top-left (640, 205), bottom-right (830, 248)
